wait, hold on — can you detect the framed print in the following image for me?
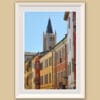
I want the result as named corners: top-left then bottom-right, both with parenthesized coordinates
top-left (15, 2), bottom-right (85, 99)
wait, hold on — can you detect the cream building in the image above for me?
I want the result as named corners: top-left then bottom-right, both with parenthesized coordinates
top-left (64, 12), bottom-right (76, 89)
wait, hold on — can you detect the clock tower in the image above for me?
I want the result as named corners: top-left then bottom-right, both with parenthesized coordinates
top-left (43, 18), bottom-right (56, 51)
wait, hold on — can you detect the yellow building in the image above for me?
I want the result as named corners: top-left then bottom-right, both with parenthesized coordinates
top-left (24, 56), bottom-right (35, 89)
top-left (24, 60), bottom-right (29, 89)
top-left (24, 60), bottom-right (33, 89)
top-left (40, 51), bottom-right (53, 89)
top-left (31, 57), bottom-right (36, 89)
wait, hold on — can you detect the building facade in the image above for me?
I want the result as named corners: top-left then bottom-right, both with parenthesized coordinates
top-left (31, 57), bottom-right (36, 89)
top-left (64, 12), bottom-right (76, 89)
top-left (52, 36), bottom-right (68, 89)
top-left (24, 60), bottom-right (34, 89)
top-left (33, 52), bottom-right (48, 89)
top-left (24, 60), bottom-right (29, 89)
top-left (25, 52), bottom-right (35, 62)
top-left (40, 51), bottom-right (53, 89)
top-left (34, 55), bottom-right (41, 89)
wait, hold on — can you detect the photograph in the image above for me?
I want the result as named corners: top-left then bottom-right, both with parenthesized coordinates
top-left (15, 2), bottom-right (85, 98)
top-left (24, 12), bottom-right (76, 89)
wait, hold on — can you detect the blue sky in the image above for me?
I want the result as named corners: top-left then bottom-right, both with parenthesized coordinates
top-left (25, 12), bottom-right (68, 52)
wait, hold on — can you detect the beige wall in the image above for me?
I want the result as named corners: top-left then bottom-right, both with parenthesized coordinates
top-left (0, 0), bottom-right (100, 100)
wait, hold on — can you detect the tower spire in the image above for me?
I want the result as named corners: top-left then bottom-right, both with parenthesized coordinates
top-left (43, 18), bottom-right (56, 51)
top-left (46, 18), bottom-right (53, 33)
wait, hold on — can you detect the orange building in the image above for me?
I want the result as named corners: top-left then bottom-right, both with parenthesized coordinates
top-left (32, 55), bottom-right (40, 89)
top-left (52, 36), bottom-right (68, 89)
top-left (34, 52), bottom-right (48, 89)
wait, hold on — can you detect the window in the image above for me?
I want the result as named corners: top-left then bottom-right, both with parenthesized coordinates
top-left (57, 72), bottom-right (60, 81)
top-left (73, 12), bottom-right (76, 33)
top-left (68, 62), bottom-right (71, 75)
top-left (49, 37), bottom-right (52, 41)
top-left (65, 44), bottom-right (67, 57)
top-left (63, 70), bottom-right (67, 79)
top-left (68, 17), bottom-right (70, 28)
top-left (62, 47), bottom-right (65, 59)
top-left (60, 58), bottom-right (62, 63)
top-left (45, 74), bottom-right (48, 84)
top-left (49, 37), bottom-right (54, 41)
top-left (61, 71), bottom-right (63, 78)
top-left (69, 39), bottom-right (71, 51)
top-left (68, 38), bottom-right (71, 54)
top-left (73, 25), bottom-right (76, 32)
top-left (72, 59), bottom-right (74, 72)
top-left (49, 46), bottom-right (52, 50)
top-left (53, 73), bottom-right (56, 83)
top-left (73, 12), bottom-right (76, 21)
top-left (40, 62), bottom-right (43, 70)
top-left (49, 57), bottom-right (52, 66)
top-left (55, 52), bottom-right (58, 63)
top-left (49, 73), bottom-right (51, 83)
top-left (40, 76), bottom-right (43, 85)
top-left (45, 59), bottom-right (48, 67)
top-left (59, 50), bottom-right (62, 63)
top-left (53, 53), bottom-right (55, 66)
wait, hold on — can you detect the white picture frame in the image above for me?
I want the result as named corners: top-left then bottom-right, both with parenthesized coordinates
top-left (15, 2), bottom-right (85, 99)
